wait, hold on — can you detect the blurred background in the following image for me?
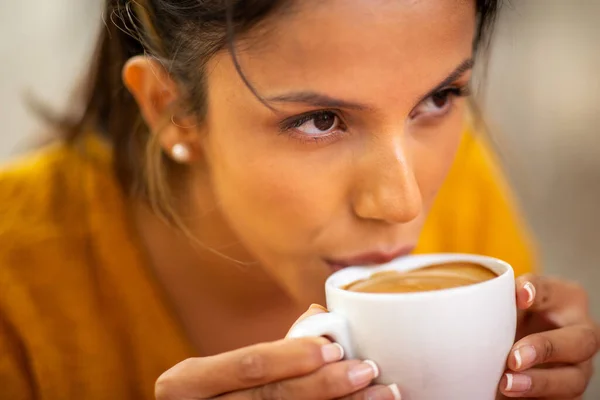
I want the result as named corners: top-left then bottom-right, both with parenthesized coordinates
top-left (1, 0), bottom-right (599, 397)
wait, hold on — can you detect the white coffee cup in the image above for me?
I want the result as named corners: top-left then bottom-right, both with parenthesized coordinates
top-left (288, 253), bottom-right (516, 400)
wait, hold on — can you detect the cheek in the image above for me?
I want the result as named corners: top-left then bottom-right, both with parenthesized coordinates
top-left (204, 126), bottom-right (345, 258)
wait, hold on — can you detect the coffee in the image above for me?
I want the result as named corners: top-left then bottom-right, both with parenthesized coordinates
top-left (344, 262), bottom-right (497, 293)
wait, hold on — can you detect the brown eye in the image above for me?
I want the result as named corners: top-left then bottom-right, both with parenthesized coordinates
top-left (410, 87), bottom-right (467, 120)
top-left (280, 110), bottom-right (348, 145)
top-left (290, 111), bottom-right (341, 136)
top-left (431, 92), bottom-right (450, 108)
top-left (313, 112), bottom-right (336, 131)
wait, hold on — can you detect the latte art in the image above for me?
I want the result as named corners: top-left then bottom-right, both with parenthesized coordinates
top-left (344, 262), bottom-right (497, 293)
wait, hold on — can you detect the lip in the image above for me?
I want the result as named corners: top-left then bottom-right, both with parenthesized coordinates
top-left (326, 245), bottom-right (416, 271)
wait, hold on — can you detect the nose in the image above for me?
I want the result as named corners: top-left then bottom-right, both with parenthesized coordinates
top-left (352, 135), bottom-right (423, 224)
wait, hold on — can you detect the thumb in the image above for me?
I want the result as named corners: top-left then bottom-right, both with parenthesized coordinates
top-left (286, 304), bottom-right (328, 338)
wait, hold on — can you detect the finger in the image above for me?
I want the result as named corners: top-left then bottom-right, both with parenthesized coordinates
top-left (515, 275), bottom-right (537, 311)
top-left (507, 325), bottom-right (599, 371)
top-left (341, 384), bottom-right (402, 400)
top-left (286, 304), bottom-right (328, 337)
top-left (219, 359), bottom-right (381, 400)
top-left (520, 276), bottom-right (589, 325)
top-left (499, 366), bottom-right (589, 398)
top-left (516, 275), bottom-right (563, 313)
top-left (154, 337), bottom-right (339, 399)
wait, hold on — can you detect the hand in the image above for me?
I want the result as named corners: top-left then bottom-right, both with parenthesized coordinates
top-left (155, 305), bottom-right (400, 400)
top-left (498, 275), bottom-right (599, 399)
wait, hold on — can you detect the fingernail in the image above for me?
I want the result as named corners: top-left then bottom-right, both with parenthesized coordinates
top-left (321, 343), bottom-right (344, 363)
top-left (523, 282), bottom-right (536, 304)
top-left (513, 345), bottom-right (536, 370)
top-left (388, 384), bottom-right (402, 400)
top-left (349, 360), bottom-right (379, 387)
top-left (309, 304), bottom-right (328, 312)
top-left (504, 373), bottom-right (532, 392)
top-left (365, 383), bottom-right (402, 400)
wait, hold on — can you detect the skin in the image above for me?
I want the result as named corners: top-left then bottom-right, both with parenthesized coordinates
top-left (122, 0), bottom-right (598, 399)
top-left (497, 275), bottom-right (598, 400)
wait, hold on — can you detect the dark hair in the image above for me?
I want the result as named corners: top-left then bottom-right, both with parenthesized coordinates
top-left (59, 0), bottom-right (500, 221)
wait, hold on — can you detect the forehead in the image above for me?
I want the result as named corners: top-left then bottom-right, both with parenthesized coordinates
top-left (234, 0), bottom-right (476, 107)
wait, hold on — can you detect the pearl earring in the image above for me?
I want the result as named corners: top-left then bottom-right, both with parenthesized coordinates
top-left (170, 143), bottom-right (191, 163)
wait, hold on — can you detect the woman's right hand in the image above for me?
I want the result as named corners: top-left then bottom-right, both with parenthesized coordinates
top-left (155, 337), bottom-right (398, 400)
top-left (155, 305), bottom-right (400, 400)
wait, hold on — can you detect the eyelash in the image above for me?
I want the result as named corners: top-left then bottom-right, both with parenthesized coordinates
top-left (279, 110), bottom-right (347, 144)
top-left (442, 85), bottom-right (471, 100)
top-left (408, 85), bottom-right (471, 120)
top-left (279, 84), bottom-right (470, 144)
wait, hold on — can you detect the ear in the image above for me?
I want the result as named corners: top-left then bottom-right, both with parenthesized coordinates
top-left (122, 56), bottom-right (201, 163)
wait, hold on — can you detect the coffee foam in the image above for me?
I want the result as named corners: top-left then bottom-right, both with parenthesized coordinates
top-left (344, 262), bottom-right (497, 293)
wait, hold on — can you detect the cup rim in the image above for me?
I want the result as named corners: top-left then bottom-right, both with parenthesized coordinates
top-left (325, 253), bottom-right (514, 300)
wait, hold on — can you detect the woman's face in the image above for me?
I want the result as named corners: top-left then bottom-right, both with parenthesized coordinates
top-left (188, 0), bottom-right (476, 301)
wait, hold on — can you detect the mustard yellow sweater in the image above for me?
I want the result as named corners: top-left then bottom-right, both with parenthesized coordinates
top-left (0, 131), bottom-right (535, 399)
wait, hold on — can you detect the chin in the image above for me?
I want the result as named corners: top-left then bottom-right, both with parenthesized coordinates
top-left (286, 260), bottom-right (330, 305)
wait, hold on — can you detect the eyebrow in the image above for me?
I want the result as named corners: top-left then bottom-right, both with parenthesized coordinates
top-left (418, 58), bottom-right (474, 101)
top-left (265, 58), bottom-right (474, 111)
top-left (266, 91), bottom-right (371, 111)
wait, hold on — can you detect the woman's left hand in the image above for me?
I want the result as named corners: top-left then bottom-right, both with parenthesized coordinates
top-left (498, 275), bottom-right (600, 399)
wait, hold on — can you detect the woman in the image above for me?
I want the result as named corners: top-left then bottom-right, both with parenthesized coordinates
top-left (0, 0), bottom-right (597, 399)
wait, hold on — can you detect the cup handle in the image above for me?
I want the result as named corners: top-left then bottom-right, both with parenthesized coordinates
top-left (287, 313), bottom-right (355, 359)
